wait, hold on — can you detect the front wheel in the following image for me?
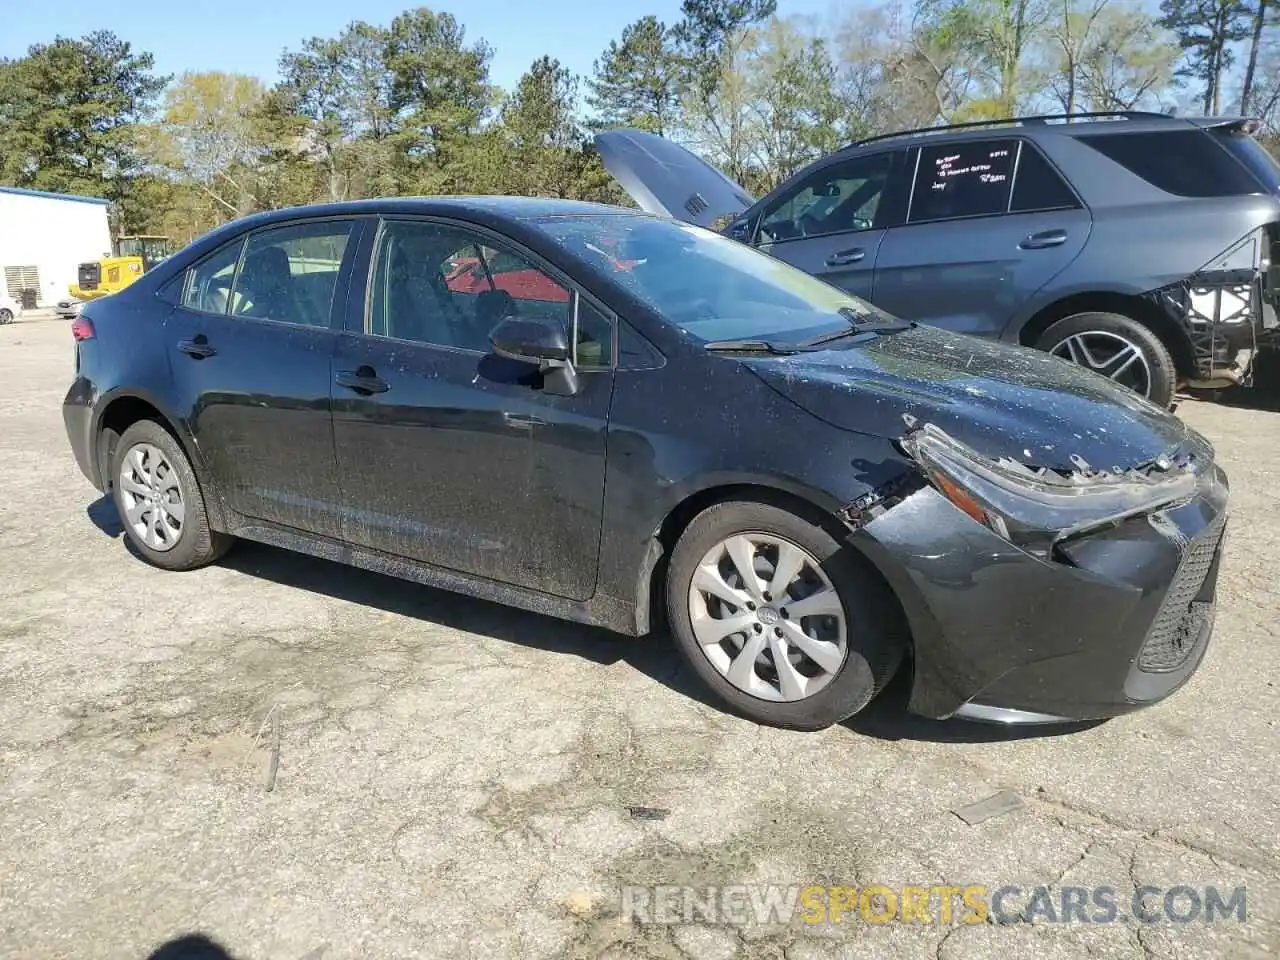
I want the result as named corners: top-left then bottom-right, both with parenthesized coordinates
top-left (110, 420), bottom-right (232, 571)
top-left (665, 501), bottom-right (906, 730)
top-left (1035, 311), bottom-right (1177, 408)
top-left (0, 308), bottom-right (13, 324)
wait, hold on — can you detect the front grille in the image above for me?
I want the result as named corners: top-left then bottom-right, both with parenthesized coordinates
top-left (1138, 512), bottom-right (1227, 672)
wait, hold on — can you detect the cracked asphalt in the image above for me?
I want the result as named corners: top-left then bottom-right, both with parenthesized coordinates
top-left (2, 317), bottom-right (1278, 960)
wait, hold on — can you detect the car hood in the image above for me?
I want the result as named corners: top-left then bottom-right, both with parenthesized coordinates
top-left (741, 326), bottom-right (1192, 472)
top-left (594, 128), bottom-right (756, 229)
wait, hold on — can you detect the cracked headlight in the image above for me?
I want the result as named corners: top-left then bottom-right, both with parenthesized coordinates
top-left (901, 423), bottom-right (1198, 556)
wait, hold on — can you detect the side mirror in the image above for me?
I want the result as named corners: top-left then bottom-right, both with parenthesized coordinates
top-left (724, 217), bottom-right (754, 243)
top-left (489, 316), bottom-right (579, 396)
top-left (490, 317), bottom-right (570, 363)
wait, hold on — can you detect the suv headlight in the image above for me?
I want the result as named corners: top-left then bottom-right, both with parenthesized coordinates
top-left (901, 423), bottom-right (1198, 556)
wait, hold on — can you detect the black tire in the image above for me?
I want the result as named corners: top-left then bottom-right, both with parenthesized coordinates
top-left (0, 308), bottom-right (12, 324)
top-left (666, 500), bottom-right (906, 730)
top-left (110, 419), bottom-right (232, 571)
top-left (1035, 311), bottom-right (1178, 408)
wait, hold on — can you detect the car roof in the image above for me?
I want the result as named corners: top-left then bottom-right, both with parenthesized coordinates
top-left (832, 113), bottom-right (1251, 156)
top-left (221, 196), bottom-right (642, 233)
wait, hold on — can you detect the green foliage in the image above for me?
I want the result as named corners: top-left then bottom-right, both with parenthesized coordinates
top-left (0, 31), bottom-right (167, 199)
top-left (1160, 0), bottom-right (1252, 111)
top-left (587, 16), bottom-right (681, 135)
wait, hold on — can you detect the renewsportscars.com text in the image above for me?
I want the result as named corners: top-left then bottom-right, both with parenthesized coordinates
top-left (620, 884), bottom-right (1248, 926)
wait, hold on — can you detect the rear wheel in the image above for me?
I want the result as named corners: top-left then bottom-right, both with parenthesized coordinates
top-left (110, 420), bottom-right (231, 571)
top-left (666, 500), bottom-right (906, 730)
top-left (1035, 311), bottom-right (1177, 408)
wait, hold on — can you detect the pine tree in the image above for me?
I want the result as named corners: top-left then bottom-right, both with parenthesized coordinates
top-left (586, 16), bottom-right (681, 135)
top-left (1160, 0), bottom-right (1251, 113)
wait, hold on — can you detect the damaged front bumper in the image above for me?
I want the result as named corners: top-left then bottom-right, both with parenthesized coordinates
top-left (850, 430), bottom-right (1229, 723)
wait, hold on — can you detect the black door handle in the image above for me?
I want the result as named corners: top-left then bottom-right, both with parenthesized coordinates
top-left (825, 248), bottom-right (866, 266)
top-left (1019, 229), bottom-right (1068, 250)
top-left (335, 366), bottom-right (390, 395)
top-left (177, 335), bottom-right (216, 359)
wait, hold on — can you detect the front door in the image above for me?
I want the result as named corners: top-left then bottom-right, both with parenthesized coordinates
top-left (872, 138), bottom-right (1092, 337)
top-left (753, 150), bottom-right (905, 300)
top-left (165, 218), bottom-right (360, 539)
top-left (330, 218), bottom-right (614, 601)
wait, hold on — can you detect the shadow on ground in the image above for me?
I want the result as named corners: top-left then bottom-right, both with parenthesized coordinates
top-left (88, 498), bottom-right (1097, 745)
top-left (843, 668), bottom-right (1105, 743)
top-left (145, 935), bottom-right (237, 960)
top-left (1197, 348), bottom-right (1280, 413)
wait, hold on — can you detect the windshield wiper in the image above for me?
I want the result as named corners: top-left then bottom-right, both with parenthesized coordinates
top-left (704, 339), bottom-right (805, 355)
top-left (798, 308), bottom-right (914, 346)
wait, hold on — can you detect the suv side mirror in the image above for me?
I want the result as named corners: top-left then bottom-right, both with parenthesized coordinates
top-left (724, 217), bottom-right (755, 244)
top-left (489, 317), bottom-right (579, 396)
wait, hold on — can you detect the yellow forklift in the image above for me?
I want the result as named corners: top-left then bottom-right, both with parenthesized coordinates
top-left (68, 236), bottom-right (172, 301)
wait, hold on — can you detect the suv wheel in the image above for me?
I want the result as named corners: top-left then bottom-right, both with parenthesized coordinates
top-left (666, 501), bottom-right (905, 730)
top-left (110, 420), bottom-right (232, 571)
top-left (1035, 311), bottom-right (1177, 408)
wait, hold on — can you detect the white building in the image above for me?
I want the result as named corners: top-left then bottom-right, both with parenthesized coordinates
top-left (0, 187), bottom-right (113, 308)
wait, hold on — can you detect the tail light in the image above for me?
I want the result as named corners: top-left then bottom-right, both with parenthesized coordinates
top-left (71, 316), bottom-right (95, 341)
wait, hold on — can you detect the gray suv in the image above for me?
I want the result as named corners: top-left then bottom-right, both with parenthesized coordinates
top-left (597, 112), bottom-right (1280, 406)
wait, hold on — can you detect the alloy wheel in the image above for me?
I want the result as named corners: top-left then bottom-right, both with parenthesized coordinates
top-left (118, 442), bottom-right (185, 552)
top-left (687, 533), bottom-right (847, 702)
top-left (0, 309), bottom-right (12, 324)
top-left (1050, 331), bottom-right (1152, 397)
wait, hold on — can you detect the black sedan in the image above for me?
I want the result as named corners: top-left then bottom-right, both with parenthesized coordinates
top-left (62, 197), bottom-right (1228, 729)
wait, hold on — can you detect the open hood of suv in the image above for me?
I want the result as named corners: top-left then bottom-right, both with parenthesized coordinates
top-left (594, 129), bottom-right (756, 229)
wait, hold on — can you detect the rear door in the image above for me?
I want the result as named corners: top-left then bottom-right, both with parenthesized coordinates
top-left (873, 138), bottom-right (1092, 337)
top-left (165, 217), bottom-right (360, 539)
top-left (752, 150), bottom-right (909, 300)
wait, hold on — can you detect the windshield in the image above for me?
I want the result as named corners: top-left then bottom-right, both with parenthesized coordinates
top-left (534, 214), bottom-right (893, 343)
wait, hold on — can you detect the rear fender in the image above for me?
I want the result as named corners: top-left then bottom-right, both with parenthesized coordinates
top-left (92, 386), bottom-right (227, 529)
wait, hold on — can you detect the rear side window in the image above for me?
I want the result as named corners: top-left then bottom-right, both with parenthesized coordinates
top-left (909, 139), bottom-right (1017, 223)
top-left (230, 220), bottom-right (354, 327)
top-left (1011, 145), bottom-right (1080, 212)
top-left (181, 239), bottom-right (244, 314)
top-left (1212, 129), bottom-right (1280, 193)
top-left (1076, 130), bottom-right (1264, 197)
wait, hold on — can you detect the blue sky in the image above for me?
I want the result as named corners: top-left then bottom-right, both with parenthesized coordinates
top-left (3, 0), bottom-right (842, 94)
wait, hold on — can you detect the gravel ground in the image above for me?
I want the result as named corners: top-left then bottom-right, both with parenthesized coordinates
top-left (1, 316), bottom-right (1278, 960)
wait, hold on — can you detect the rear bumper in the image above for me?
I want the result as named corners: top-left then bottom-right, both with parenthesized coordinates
top-left (63, 376), bottom-right (101, 491)
top-left (855, 461), bottom-right (1229, 723)
top-left (1147, 267), bottom-right (1276, 387)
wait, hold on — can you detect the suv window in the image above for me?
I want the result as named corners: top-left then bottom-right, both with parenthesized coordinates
top-left (909, 139), bottom-right (1016, 223)
top-left (1210, 128), bottom-right (1280, 193)
top-left (182, 239), bottom-right (244, 314)
top-left (1076, 130), bottom-right (1264, 197)
top-left (371, 220), bottom-right (593, 358)
top-left (759, 153), bottom-right (892, 242)
top-left (230, 220), bottom-right (354, 326)
top-left (1010, 144), bottom-right (1080, 212)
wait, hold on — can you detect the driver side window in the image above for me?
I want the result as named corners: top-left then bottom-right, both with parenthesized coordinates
top-left (758, 153), bottom-right (893, 243)
top-left (369, 220), bottom-right (571, 353)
